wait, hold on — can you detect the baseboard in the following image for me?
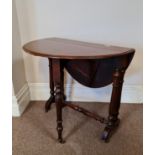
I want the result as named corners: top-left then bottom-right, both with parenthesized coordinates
top-left (29, 83), bottom-right (143, 103)
top-left (12, 83), bottom-right (30, 117)
top-left (12, 96), bottom-right (20, 116)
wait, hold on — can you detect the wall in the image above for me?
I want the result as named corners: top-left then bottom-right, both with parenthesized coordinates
top-left (15, 0), bottom-right (143, 103)
top-left (12, 1), bottom-right (30, 116)
top-left (12, 1), bottom-right (27, 94)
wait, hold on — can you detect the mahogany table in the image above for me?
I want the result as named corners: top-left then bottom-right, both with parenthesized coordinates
top-left (23, 38), bottom-right (135, 143)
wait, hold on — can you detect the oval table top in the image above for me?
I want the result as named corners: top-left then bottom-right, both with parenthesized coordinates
top-left (23, 38), bottom-right (135, 59)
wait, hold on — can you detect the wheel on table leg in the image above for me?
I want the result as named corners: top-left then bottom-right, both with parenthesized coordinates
top-left (101, 118), bottom-right (120, 142)
top-left (58, 138), bottom-right (66, 144)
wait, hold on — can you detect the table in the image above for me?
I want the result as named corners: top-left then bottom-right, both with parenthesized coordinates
top-left (23, 38), bottom-right (135, 143)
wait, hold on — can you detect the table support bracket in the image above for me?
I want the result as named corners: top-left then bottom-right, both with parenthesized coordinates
top-left (64, 102), bottom-right (108, 124)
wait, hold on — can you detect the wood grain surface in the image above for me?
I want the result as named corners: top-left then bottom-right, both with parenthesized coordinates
top-left (23, 38), bottom-right (135, 59)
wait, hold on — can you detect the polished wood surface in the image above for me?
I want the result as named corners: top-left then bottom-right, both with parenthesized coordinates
top-left (23, 38), bottom-right (134, 59)
top-left (23, 38), bottom-right (135, 143)
top-left (64, 54), bottom-right (134, 88)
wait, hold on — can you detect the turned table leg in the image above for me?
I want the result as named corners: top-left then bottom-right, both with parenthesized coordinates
top-left (45, 58), bottom-right (55, 112)
top-left (102, 68), bottom-right (125, 142)
top-left (52, 59), bottom-right (65, 143)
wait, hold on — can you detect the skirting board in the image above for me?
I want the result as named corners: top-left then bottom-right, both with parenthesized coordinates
top-left (12, 83), bottom-right (30, 117)
top-left (29, 83), bottom-right (143, 103)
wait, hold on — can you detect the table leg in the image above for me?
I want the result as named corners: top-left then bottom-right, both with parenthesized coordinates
top-left (61, 61), bottom-right (66, 102)
top-left (102, 68), bottom-right (125, 142)
top-left (45, 58), bottom-right (55, 112)
top-left (52, 59), bottom-right (65, 143)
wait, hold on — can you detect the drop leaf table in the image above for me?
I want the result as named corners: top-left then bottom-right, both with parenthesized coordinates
top-left (23, 38), bottom-right (135, 143)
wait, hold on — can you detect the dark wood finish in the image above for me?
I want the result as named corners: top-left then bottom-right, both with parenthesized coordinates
top-left (64, 53), bottom-right (134, 88)
top-left (101, 69), bottom-right (125, 142)
top-left (23, 38), bottom-right (135, 143)
top-left (64, 102), bottom-right (106, 124)
top-left (52, 59), bottom-right (65, 143)
top-left (45, 58), bottom-right (55, 112)
top-left (23, 38), bottom-right (135, 59)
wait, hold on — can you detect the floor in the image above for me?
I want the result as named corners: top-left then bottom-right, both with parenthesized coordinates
top-left (13, 101), bottom-right (143, 155)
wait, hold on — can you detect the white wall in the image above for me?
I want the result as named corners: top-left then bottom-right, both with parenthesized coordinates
top-left (12, 1), bottom-right (27, 94)
top-left (12, 1), bottom-right (30, 116)
top-left (15, 0), bottom-right (143, 103)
